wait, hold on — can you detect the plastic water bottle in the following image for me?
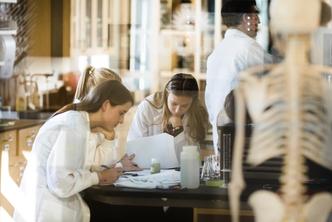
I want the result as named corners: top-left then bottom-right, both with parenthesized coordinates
top-left (180, 145), bottom-right (200, 189)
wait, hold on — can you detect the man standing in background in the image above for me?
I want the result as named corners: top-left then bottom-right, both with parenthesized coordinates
top-left (205, 0), bottom-right (273, 154)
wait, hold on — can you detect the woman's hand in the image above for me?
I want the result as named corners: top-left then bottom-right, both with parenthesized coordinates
top-left (92, 127), bottom-right (115, 140)
top-left (97, 167), bottom-right (123, 185)
top-left (121, 154), bottom-right (141, 171)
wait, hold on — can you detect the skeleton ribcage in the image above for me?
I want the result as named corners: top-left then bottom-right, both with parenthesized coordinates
top-left (245, 67), bottom-right (332, 171)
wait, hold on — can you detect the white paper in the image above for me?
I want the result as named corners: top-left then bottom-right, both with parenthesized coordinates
top-left (114, 169), bottom-right (180, 189)
top-left (126, 133), bottom-right (179, 169)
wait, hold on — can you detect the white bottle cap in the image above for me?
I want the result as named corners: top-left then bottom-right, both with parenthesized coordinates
top-left (151, 158), bottom-right (159, 164)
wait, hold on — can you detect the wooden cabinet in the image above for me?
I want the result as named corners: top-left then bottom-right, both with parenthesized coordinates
top-left (18, 125), bottom-right (39, 157)
top-left (0, 129), bottom-right (18, 184)
top-left (0, 130), bottom-right (17, 156)
top-left (15, 125), bottom-right (41, 185)
top-left (0, 124), bottom-right (41, 218)
top-left (0, 129), bottom-right (17, 217)
top-left (27, 0), bottom-right (71, 57)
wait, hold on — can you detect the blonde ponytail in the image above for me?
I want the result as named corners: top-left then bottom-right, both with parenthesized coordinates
top-left (74, 66), bottom-right (95, 102)
top-left (74, 66), bottom-right (121, 102)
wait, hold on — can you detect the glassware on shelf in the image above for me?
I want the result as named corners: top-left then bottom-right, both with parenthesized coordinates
top-left (0, 3), bottom-right (9, 28)
top-left (173, 3), bottom-right (195, 31)
top-left (0, 3), bottom-right (16, 31)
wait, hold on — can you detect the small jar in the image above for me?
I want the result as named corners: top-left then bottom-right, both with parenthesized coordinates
top-left (150, 158), bottom-right (160, 174)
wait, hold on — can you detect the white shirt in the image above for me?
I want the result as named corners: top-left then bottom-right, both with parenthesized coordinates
top-left (205, 29), bottom-right (273, 154)
top-left (14, 111), bottom-right (100, 222)
top-left (88, 132), bottom-right (123, 171)
top-left (127, 94), bottom-right (197, 162)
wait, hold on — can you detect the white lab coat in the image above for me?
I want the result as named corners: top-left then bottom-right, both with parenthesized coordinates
top-left (14, 111), bottom-right (100, 222)
top-left (205, 29), bottom-right (273, 154)
top-left (127, 93), bottom-right (197, 162)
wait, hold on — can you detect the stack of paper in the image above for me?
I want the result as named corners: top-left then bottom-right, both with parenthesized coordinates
top-left (114, 169), bottom-right (180, 189)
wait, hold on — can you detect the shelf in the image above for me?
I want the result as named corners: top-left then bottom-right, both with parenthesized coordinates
top-left (0, 29), bottom-right (17, 35)
top-left (160, 29), bottom-right (195, 36)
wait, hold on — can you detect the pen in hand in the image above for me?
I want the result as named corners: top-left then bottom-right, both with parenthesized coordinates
top-left (123, 172), bottom-right (139, 177)
top-left (97, 165), bottom-right (123, 185)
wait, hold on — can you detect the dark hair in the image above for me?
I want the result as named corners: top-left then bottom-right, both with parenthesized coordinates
top-left (165, 73), bottom-right (199, 97)
top-left (54, 80), bottom-right (133, 116)
top-left (320, 1), bottom-right (332, 26)
top-left (162, 73), bottom-right (208, 143)
top-left (221, 0), bottom-right (259, 27)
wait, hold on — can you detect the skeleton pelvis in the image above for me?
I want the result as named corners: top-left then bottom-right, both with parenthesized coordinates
top-left (249, 191), bottom-right (284, 222)
top-left (303, 193), bottom-right (332, 222)
top-left (249, 191), bottom-right (332, 222)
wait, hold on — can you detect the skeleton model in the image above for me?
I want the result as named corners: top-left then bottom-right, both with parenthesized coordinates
top-left (229, 0), bottom-right (332, 222)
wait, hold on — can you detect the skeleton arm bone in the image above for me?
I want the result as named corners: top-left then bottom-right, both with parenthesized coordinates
top-left (229, 87), bottom-right (246, 222)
